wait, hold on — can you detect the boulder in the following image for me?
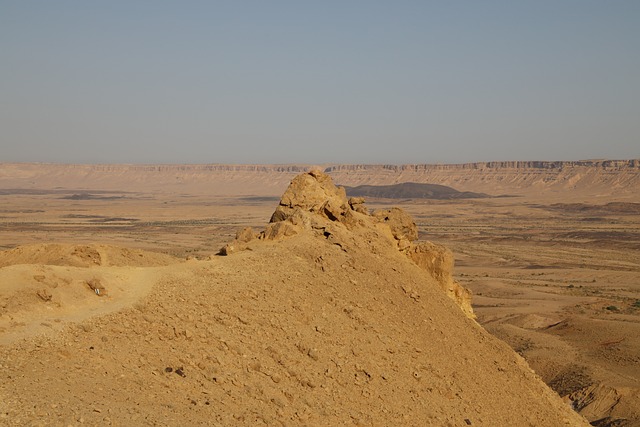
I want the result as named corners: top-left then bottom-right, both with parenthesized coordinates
top-left (269, 170), bottom-right (364, 228)
top-left (235, 227), bottom-right (256, 243)
top-left (372, 207), bottom-right (419, 242)
top-left (348, 197), bottom-right (368, 214)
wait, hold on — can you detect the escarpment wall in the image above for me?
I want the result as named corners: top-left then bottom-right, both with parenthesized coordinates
top-left (1, 160), bottom-right (638, 197)
top-left (325, 160), bottom-right (640, 197)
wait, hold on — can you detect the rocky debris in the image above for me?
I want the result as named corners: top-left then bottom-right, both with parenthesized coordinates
top-left (566, 383), bottom-right (635, 425)
top-left (372, 207), bottom-right (419, 242)
top-left (86, 279), bottom-right (106, 296)
top-left (218, 244), bottom-right (235, 256)
top-left (36, 289), bottom-right (53, 302)
top-left (235, 227), bottom-right (256, 243)
top-left (218, 227), bottom-right (258, 255)
top-left (263, 220), bottom-right (302, 240)
top-left (348, 196), bottom-right (368, 214)
top-left (71, 245), bottom-right (102, 266)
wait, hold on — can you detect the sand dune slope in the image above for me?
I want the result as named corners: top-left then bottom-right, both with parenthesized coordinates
top-left (0, 173), bottom-right (587, 426)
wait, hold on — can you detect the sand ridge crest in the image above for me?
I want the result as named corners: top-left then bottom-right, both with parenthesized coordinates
top-left (0, 243), bottom-right (178, 268)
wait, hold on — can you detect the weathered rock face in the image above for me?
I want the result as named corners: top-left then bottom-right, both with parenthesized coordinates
top-left (228, 170), bottom-right (475, 318)
top-left (369, 207), bottom-right (473, 318)
top-left (406, 242), bottom-right (474, 318)
top-left (235, 227), bottom-right (256, 243)
top-left (266, 170), bottom-right (363, 234)
top-left (566, 382), bottom-right (640, 426)
top-left (348, 196), bottom-right (368, 214)
top-left (270, 170), bottom-right (350, 222)
top-left (372, 207), bottom-right (419, 242)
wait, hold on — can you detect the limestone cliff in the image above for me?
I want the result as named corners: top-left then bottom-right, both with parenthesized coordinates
top-left (1, 160), bottom-right (638, 197)
top-left (325, 160), bottom-right (640, 197)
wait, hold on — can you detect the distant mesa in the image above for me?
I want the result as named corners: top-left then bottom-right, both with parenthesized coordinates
top-left (1, 160), bottom-right (638, 197)
top-left (544, 202), bottom-right (640, 215)
top-left (342, 182), bottom-right (490, 200)
top-left (62, 193), bottom-right (125, 200)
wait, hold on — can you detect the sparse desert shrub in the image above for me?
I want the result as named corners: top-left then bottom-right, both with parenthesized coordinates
top-left (632, 300), bottom-right (640, 309)
top-left (605, 305), bottom-right (619, 312)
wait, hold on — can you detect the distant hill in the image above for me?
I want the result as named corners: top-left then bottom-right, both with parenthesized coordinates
top-left (343, 182), bottom-right (489, 199)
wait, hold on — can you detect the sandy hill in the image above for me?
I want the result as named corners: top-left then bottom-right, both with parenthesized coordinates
top-left (343, 182), bottom-right (489, 199)
top-left (0, 171), bottom-right (587, 426)
top-left (1, 160), bottom-right (638, 198)
top-left (0, 245), bottom-right (179, 346)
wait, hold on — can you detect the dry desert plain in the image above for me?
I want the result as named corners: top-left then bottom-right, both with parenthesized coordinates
top-left (0, 161), bottom-right (639, 426)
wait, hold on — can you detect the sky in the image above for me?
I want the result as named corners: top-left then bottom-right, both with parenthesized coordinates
top-left (1, 1), bottom-right (639, 165)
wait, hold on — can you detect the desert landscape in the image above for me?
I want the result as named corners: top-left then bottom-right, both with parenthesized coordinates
top-left (1, 161), bottom-right (639, 426)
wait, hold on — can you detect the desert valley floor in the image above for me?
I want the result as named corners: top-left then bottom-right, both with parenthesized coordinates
top-left (0, 161), bottom-right (639, 426)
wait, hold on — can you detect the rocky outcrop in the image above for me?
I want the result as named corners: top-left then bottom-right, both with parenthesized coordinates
top-left (224, 170), bottom-right (475, 318)
top-left (372, 207), bottom-right (419, 243)
top-left (566, 383), bottom-right (640, 426)
top-left (269, 169), bottom-right (353, 225)
top-left (406, 243), bottom-right (474, 318)
top-left (370, 207), bottom-right (474, 318)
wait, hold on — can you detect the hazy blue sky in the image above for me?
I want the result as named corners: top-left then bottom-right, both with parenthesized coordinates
top-left (1, 1), bottom-right (638, 164)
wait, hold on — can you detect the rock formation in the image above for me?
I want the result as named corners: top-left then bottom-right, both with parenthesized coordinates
top-left (226, 170), bottom-right (475, 318)
top-left (406, 242), bottom-right (475, 318)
